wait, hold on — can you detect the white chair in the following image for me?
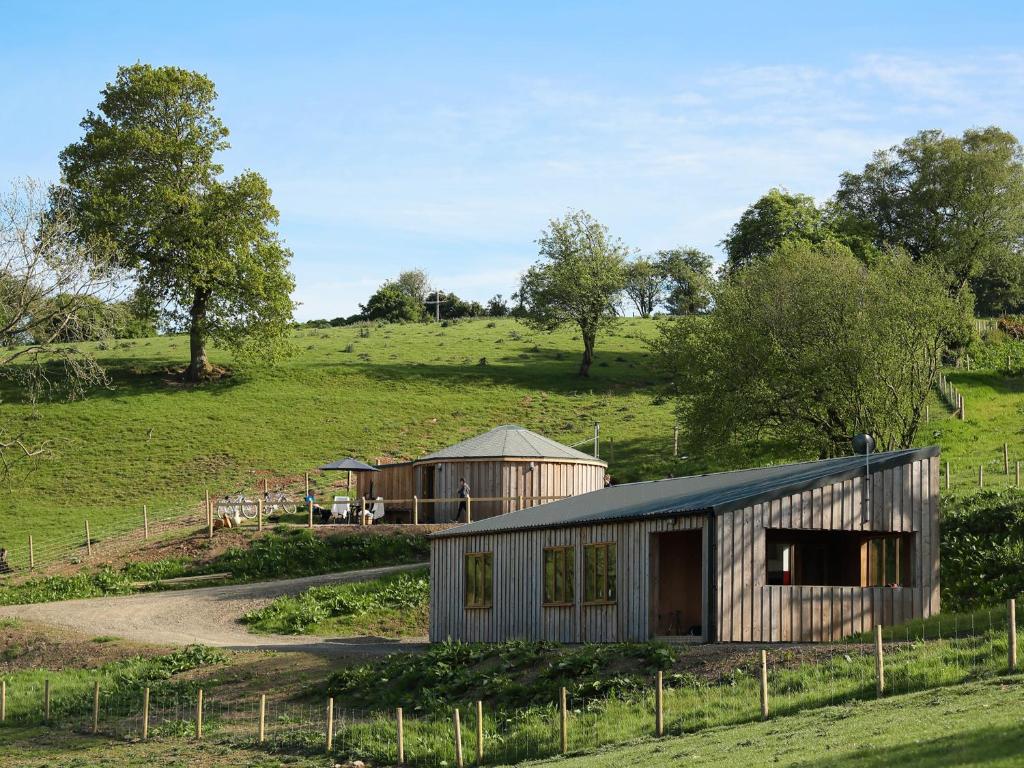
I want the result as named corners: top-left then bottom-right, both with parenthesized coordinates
top-left (331, 496), bottom-right (351, 522)
top-left (366, 496), bottom-right (385, 523)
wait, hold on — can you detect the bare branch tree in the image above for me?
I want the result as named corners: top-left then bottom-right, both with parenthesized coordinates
top-left (0, 178), bottom-right (124, 476)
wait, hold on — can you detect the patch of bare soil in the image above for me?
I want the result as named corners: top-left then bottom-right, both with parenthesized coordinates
top-left (0, 619), bottom-right (170, 674)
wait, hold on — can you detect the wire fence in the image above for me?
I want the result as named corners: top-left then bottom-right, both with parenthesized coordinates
top-left (1, 603), bottom-right (1019, 765)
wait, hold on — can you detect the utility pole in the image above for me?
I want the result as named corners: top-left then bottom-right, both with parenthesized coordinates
top-left (426, 290), bottom-right (446, 322)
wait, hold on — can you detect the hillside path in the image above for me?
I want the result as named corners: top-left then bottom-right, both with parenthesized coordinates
top-left (0, 563), bottom-right (429, 657)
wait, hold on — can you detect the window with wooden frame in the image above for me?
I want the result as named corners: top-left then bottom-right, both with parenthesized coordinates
top-left (865, 536), bottom-right (907, 587)
top-left (543, 546), bottom-right (575, 606)
top-left (464, 552), bottom-right (493, 608)
top-left (583, 542), bottom-right (616, 604)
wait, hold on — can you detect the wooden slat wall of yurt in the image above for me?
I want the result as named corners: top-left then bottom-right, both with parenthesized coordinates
top-left (714, 456), bottom-right (939, 642)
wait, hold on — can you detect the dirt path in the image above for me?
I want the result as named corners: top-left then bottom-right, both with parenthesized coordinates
top-left (0, 564), bottom-right (428, 656)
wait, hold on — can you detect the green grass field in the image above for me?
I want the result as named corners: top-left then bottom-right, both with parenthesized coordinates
top-left (1, 318), bottom-right (680, 556)
top-left (5, 316), bottom-right (1024, 565)
top-left (524, 676), bottom-right (1024, 768)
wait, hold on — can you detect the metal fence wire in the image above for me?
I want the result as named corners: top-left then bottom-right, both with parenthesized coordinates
top-left (0, 602), bottom-right (1020, 766)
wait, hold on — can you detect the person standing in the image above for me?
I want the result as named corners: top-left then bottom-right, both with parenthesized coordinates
top-left (457, 477), bottom-right (471, 522)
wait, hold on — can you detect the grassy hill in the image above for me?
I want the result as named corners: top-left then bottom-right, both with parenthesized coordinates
top-left (1, 318), bottom-right (684, 551)
top-left (5, 315), bottom-right (1024, 564)
top-left (525, 676), bottom-right (1024, 768)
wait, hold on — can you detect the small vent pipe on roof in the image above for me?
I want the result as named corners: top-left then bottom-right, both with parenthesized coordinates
top-left (852, 434), bottom-right (875, 518)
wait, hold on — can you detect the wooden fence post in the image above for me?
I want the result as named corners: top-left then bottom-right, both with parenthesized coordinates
top-left (258, 694), bottom-right (266, 743)
top-left (453, 708), bottom-right (464, 768)
top-left (43, 678), bottom-right (50, 722)
top-left (28, 535), bottom-right (34, 569)
top-left (326, 697), bottom-right (334, 753)
top-left (560, 686), bottom-right (568, 753)
top-left (143, 505), bottom-right (149, 540)
top-left (142, 687), bottom-right (150, 740)
top-left (946, 462), bottom-right (951, 491)
top-left (476, 699), bottom-right (484, 764)
top-left (1, 679), bottom-right (5, 722)
top-left (961, 394), bottom-right (966, 421)
top-left (875, 626), bottom-right (885, 698)
top-left (979, 464), bottom-right (984, 488)
top-left (412, 496), bottom-right (419, 525)
top-left (655, 671), bottom-right (664, 737)
top-left (207, 497), bottom-right (213, 540)
top-left (307, 499), bottom-right (314, 529)
top-left (396, 707), bottom-right (405, 765)
top-left (92, 681), bottom-right (100, 734)
top-left (466, 496), bottom-right (472, 524)
top-left (1010, 599), bottom-right (1018, 673)
top-left (759, 650), bottom-right (769, 719)
top-left (518, 494), bottom-right (525, 511)
top-left (925, 405), bottom-right (930, 423)
top-left (1017, 461), bottom-right (1021, 489)
top-left (195, 688), bottom-right (204, 739)
top-left (258, 497), bottom-right (264, 532)
top-left (85, 520), bottom-right (92, 557)
top-left (673, 424), bottom-right (679, 457)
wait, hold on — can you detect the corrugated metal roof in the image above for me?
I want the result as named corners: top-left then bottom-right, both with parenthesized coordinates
top-left (419, 424), bottom-right (606, 464)
top-left (432, 446), bottom-right (939, 538)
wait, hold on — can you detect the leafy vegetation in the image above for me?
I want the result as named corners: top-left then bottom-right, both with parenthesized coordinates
top-left (0, 531), bottom-right (427, 605)
top-left (326, 640), bottom-right (678, 712)
top-left (652, 242), bottom-right (971, 460)
top-left (57, 63), bottom-right (295, 381)
top-left (940, 490), bottom-right (1024, 611)
top-left (243, 567), bottom-right (428, 635)
top-left (212, 529), bottom-right (428, 581)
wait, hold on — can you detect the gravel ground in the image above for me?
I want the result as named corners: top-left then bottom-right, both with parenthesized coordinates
top-left (0, 563), bottom-right (428, 656)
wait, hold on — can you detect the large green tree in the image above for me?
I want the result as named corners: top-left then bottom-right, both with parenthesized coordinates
top-left (655, 247), bottom-right (714, 315)
top-left (650, 240), bottom-right (971, 459)
top-left (722, 188), bottom-right (830, 274)
top-left (834, 127), bottom-right (1024, 311)
top-left (623, 256), bottom-right (666, 318)
top-left (56, 64), bottom-right (295, 381)
top-left (517, 210), bottom-right (628, 376)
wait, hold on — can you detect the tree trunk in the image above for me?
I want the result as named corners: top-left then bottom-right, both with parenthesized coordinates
top-left (184, 288), bottom-right (212, 382)
top-left (578, 330), bottom-right (595, 377)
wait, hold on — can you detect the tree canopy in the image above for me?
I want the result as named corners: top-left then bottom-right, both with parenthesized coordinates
top-left (650, 240), bottom-right (971, 459)
top-left (517, 210), bottom-right (627, 376)
top-left (656, 247), bottom-right (714, 315)
top-left (834, 127), bottom-right (1024, 312)
top-left (360, 281), bottom-right (422, 322)
top-left (623, 256), bottom-right (665, 318)
top-left (56, 63), bottom-right (295, 381)
top-left (722, 188), bottom-right (829, 274)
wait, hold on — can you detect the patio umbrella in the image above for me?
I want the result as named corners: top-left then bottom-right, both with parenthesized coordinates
top-left (318, 457), bottom-right (380, 493)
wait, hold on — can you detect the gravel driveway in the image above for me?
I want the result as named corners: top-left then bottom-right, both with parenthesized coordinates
top-left (0, 563), bottom-right (428, 656)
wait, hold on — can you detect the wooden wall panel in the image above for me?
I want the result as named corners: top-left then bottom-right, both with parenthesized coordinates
top-left (432, 455), bottom-right (940, 644)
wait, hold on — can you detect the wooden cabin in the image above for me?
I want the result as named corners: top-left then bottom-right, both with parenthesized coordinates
top-left (429, 446), bottom-right (940, 644)
top-left (357, 425), bottom-right (607, 522)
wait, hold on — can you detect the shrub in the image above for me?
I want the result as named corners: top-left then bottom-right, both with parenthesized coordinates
top-left (941, 489), bottom-right (1024, 611)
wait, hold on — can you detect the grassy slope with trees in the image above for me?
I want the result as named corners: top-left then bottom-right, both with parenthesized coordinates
top-left (0, 318), bottom-right (681, 548)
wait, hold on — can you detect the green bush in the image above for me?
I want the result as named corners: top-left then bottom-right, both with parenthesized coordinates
top-left (941, 489), bottom-right (1024, 611)
top-left (325, 640), bottom-right (677, 712)
top-left (243, 568), bottom-right (428, 634)
top-left (209, 529), bottom-right (429, 581)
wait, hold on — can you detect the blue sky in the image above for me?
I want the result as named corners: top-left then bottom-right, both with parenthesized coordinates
top-left (3, 1), bottom-right (1024, 319)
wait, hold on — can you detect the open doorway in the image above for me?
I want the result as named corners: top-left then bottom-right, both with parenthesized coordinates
top-left (652, 530), bottom-right (704, 638)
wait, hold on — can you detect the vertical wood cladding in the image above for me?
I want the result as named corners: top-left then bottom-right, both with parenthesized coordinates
top-left (430, 455), bottom-right (939, 644)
